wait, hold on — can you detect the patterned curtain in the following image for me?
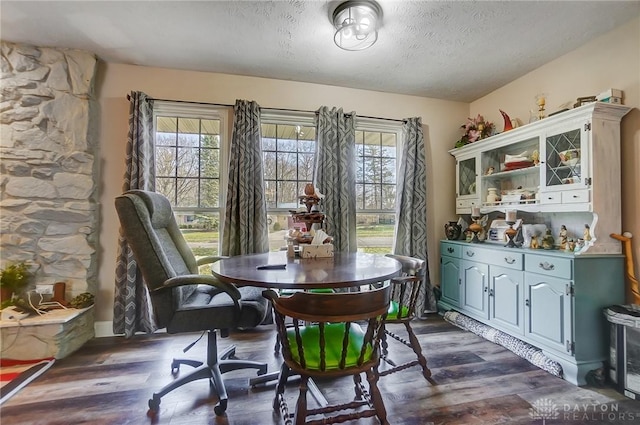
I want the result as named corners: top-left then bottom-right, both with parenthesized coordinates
top-left (313, 106), bottom-right (357, 252)
top-left (393, 117), bottom-right (435, 315)
top-left (222, 100), bottom-right (269, 255)
top-left (113, 91), bottom-right (157, 337)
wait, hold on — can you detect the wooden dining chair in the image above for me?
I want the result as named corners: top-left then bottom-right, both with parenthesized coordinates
top-left (380, 254), bottom-right (434, 382)
top-left (273, 287), bottom-right (334, 354)
top-left (263, 284), bottom-right (391, 425)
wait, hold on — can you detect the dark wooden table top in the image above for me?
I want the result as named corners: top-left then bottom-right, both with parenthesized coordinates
top-left (211, 251), bottom-right (401, 290)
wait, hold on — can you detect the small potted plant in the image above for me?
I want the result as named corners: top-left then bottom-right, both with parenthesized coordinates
top-left (0, 262), bottom-right (32, 308)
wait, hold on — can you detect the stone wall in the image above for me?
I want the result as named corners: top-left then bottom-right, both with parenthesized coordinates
top-left (0, 42), bottom-right (98, 299)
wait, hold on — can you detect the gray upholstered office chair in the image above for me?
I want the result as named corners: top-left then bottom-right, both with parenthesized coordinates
top-left (115, 190), bottom-right (269, 416)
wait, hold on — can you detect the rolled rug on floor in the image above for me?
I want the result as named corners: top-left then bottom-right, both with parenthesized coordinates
top-left (443, 310), bottom-right (563, 378)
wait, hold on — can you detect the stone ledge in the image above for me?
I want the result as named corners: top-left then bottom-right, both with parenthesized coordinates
top-left (0, 306), bottom-right (94, 360)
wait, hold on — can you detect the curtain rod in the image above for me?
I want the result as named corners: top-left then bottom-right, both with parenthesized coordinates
top-left (125, 94), bottom-right (406, 123)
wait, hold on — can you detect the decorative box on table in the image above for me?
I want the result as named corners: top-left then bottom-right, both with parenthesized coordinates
top-left (301, 244), bottom-right (334, 259)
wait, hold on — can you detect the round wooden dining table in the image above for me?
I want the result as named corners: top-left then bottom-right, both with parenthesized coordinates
top-left (211, 251), bottom-right (402, 290)
top-left (211, 251), bottom-right (402, 398)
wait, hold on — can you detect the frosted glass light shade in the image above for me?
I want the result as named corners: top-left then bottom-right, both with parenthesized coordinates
top-left (332, 1), bottom-right (382, 51)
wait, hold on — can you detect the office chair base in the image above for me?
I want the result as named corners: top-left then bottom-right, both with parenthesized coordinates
top-left (147, 333), bottom-right (268, 416)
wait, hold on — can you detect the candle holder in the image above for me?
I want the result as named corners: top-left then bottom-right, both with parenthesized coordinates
top-left (468, 214), bottom-right (484, 244)
top-left (504, 221), bottom-right (520, 248)
top-left (536, 93), bottom-right (547, 121)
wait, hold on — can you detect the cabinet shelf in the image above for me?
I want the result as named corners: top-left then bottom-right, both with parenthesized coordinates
top-left (482, 165), bottom-right (539, 181)
top-left (483, 199), bottom-right (539, 208)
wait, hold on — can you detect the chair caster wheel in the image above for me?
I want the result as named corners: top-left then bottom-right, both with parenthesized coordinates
top-left (214, 399), bottom-right (228, 416)
top-left (148, 395), bottom-right (161, 413)
top-left (171, 360), bottom-right (180, 375)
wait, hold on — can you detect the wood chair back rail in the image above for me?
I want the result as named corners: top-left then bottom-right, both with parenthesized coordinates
top-left (380, 254), bottom-right (434, 383)
top-left (388, 275), bottom-right (421, 321)
top-left (263, 285), bottom-right (391, 425)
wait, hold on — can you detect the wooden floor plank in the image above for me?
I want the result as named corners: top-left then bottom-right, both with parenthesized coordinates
top-left (2, 315), bottom-right (637, 424)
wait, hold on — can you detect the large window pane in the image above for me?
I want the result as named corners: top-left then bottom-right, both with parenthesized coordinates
top-left (261, 114), bottom-right (399, 255)
top-left (277, 152), bottom-right (297, 180)
top-left (156, 178), bottom-right (176, 203)
top-left (355, 128), bottom-right (398, 253)
top-left (177, 148), bottom-right (199, 177)
top-left (262, 121), bottom-right (317, 251)
top-left (277, 181), bottom-right (298, 208)
top-left (176, 178), bottom-right (198, 206)
top-left (154, 107), bottom-right (224, 256)
top-left (201, 179), bottom-right (219, 208)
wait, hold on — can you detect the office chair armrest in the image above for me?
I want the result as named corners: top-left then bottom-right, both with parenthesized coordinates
top-left (159, 274), bottom-right (242, 301)
top-left (196, 256), bottom-right (229, 266)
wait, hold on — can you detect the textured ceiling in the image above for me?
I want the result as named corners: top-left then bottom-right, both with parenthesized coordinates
top-left (1, 0), bottom-right (639, 102)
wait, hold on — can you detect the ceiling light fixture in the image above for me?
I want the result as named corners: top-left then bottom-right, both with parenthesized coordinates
top-left (332, 0), bottom-right (382, 51)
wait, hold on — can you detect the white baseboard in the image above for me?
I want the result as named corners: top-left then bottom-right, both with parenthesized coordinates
top-left (94, 320), bottom-right (117, 338)
top-left (93, 320), bottom-right (166, 338)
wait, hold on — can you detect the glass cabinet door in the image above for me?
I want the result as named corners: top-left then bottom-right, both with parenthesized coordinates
top-left (545, 127), bottom-right (583, 188)
top-left (458, 157), bottom-right (477, 197)
top-left (479, 137), bottom-right (540, 210)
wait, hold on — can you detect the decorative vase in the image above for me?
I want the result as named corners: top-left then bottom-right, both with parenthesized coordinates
top-left (444, 221), bottom-right (462, 240)
top-left (486, 187), bottom-right (499, 204)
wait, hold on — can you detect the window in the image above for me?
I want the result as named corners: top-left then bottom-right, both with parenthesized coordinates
top-left (153, 102), bottom-right (228, 257)
top-left (260, 112), bottom-right (400, 253)
top-left (262, 123), bottom-right (317, 209)
top-left (354, 120), bottom-right (400, 254)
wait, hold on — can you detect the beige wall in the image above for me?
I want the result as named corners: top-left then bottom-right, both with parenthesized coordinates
top-left (94, 64), bottom-right (467, 325)
top-left (471, 17), bottom-right (640, 297)
top-left (94, 16), bottom-right (639, 329)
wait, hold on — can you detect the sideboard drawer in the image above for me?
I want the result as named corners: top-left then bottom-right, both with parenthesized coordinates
top-left (456, 198), bottom-right (480, 210)
top-left (441, 242), bottom-right (461, 258)
top-left (540, 191), bottom-right (561, 204)
top-left (461, 246), bottom-right (493, 263)
top-left (562, 189), bottom-right (590, 204)
top-left (525, 254), bottom-right (572, 279)
top-left (492, 252), bottom-right (524, 270)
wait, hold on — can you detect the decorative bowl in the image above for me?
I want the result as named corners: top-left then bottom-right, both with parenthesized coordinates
top-left (559, 149), bottom-right (580, 166)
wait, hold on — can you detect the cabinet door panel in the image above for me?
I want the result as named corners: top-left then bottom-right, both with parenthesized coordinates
top-left (440, 257), bottom-right (460, 307)
top-left (460, 260), bottom-right (489, 320)
top-left (524, 273), bottom-right (573, 355)
top-left (490, 266), bottom-right (524, 334)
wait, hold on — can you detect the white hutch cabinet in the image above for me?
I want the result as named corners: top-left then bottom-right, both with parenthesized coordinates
top-left (450, 102), bottom-right (630, 255)
top-left (441, 102), bottom-right (631, 385)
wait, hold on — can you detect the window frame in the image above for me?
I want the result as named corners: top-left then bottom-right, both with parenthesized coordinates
top-left (260, 109), bottom-right (317, 215)
top-left (354, 117), bottom-right (402, 215)
top-left (152, 101), bottom-right (231, 232)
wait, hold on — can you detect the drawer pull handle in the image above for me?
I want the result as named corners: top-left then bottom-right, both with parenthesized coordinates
top-left (539, 262), bottom-right (555, 271)
top-left (447, 247), bottom-right (454, 253)
top-left (504, 257), bottom-right (516, 264)
top-left (466, 251), bottom-right (475, 257)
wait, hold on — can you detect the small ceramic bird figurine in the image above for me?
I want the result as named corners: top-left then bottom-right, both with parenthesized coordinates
top-left (500, 109), bottom-right (513, 132)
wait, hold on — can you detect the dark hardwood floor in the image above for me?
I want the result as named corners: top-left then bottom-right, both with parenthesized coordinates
top-left (2, 315), bottom-right (638, 424)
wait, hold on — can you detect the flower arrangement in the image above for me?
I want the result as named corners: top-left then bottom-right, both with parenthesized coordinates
top-left (455, 114), bottom-right (495, 148)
